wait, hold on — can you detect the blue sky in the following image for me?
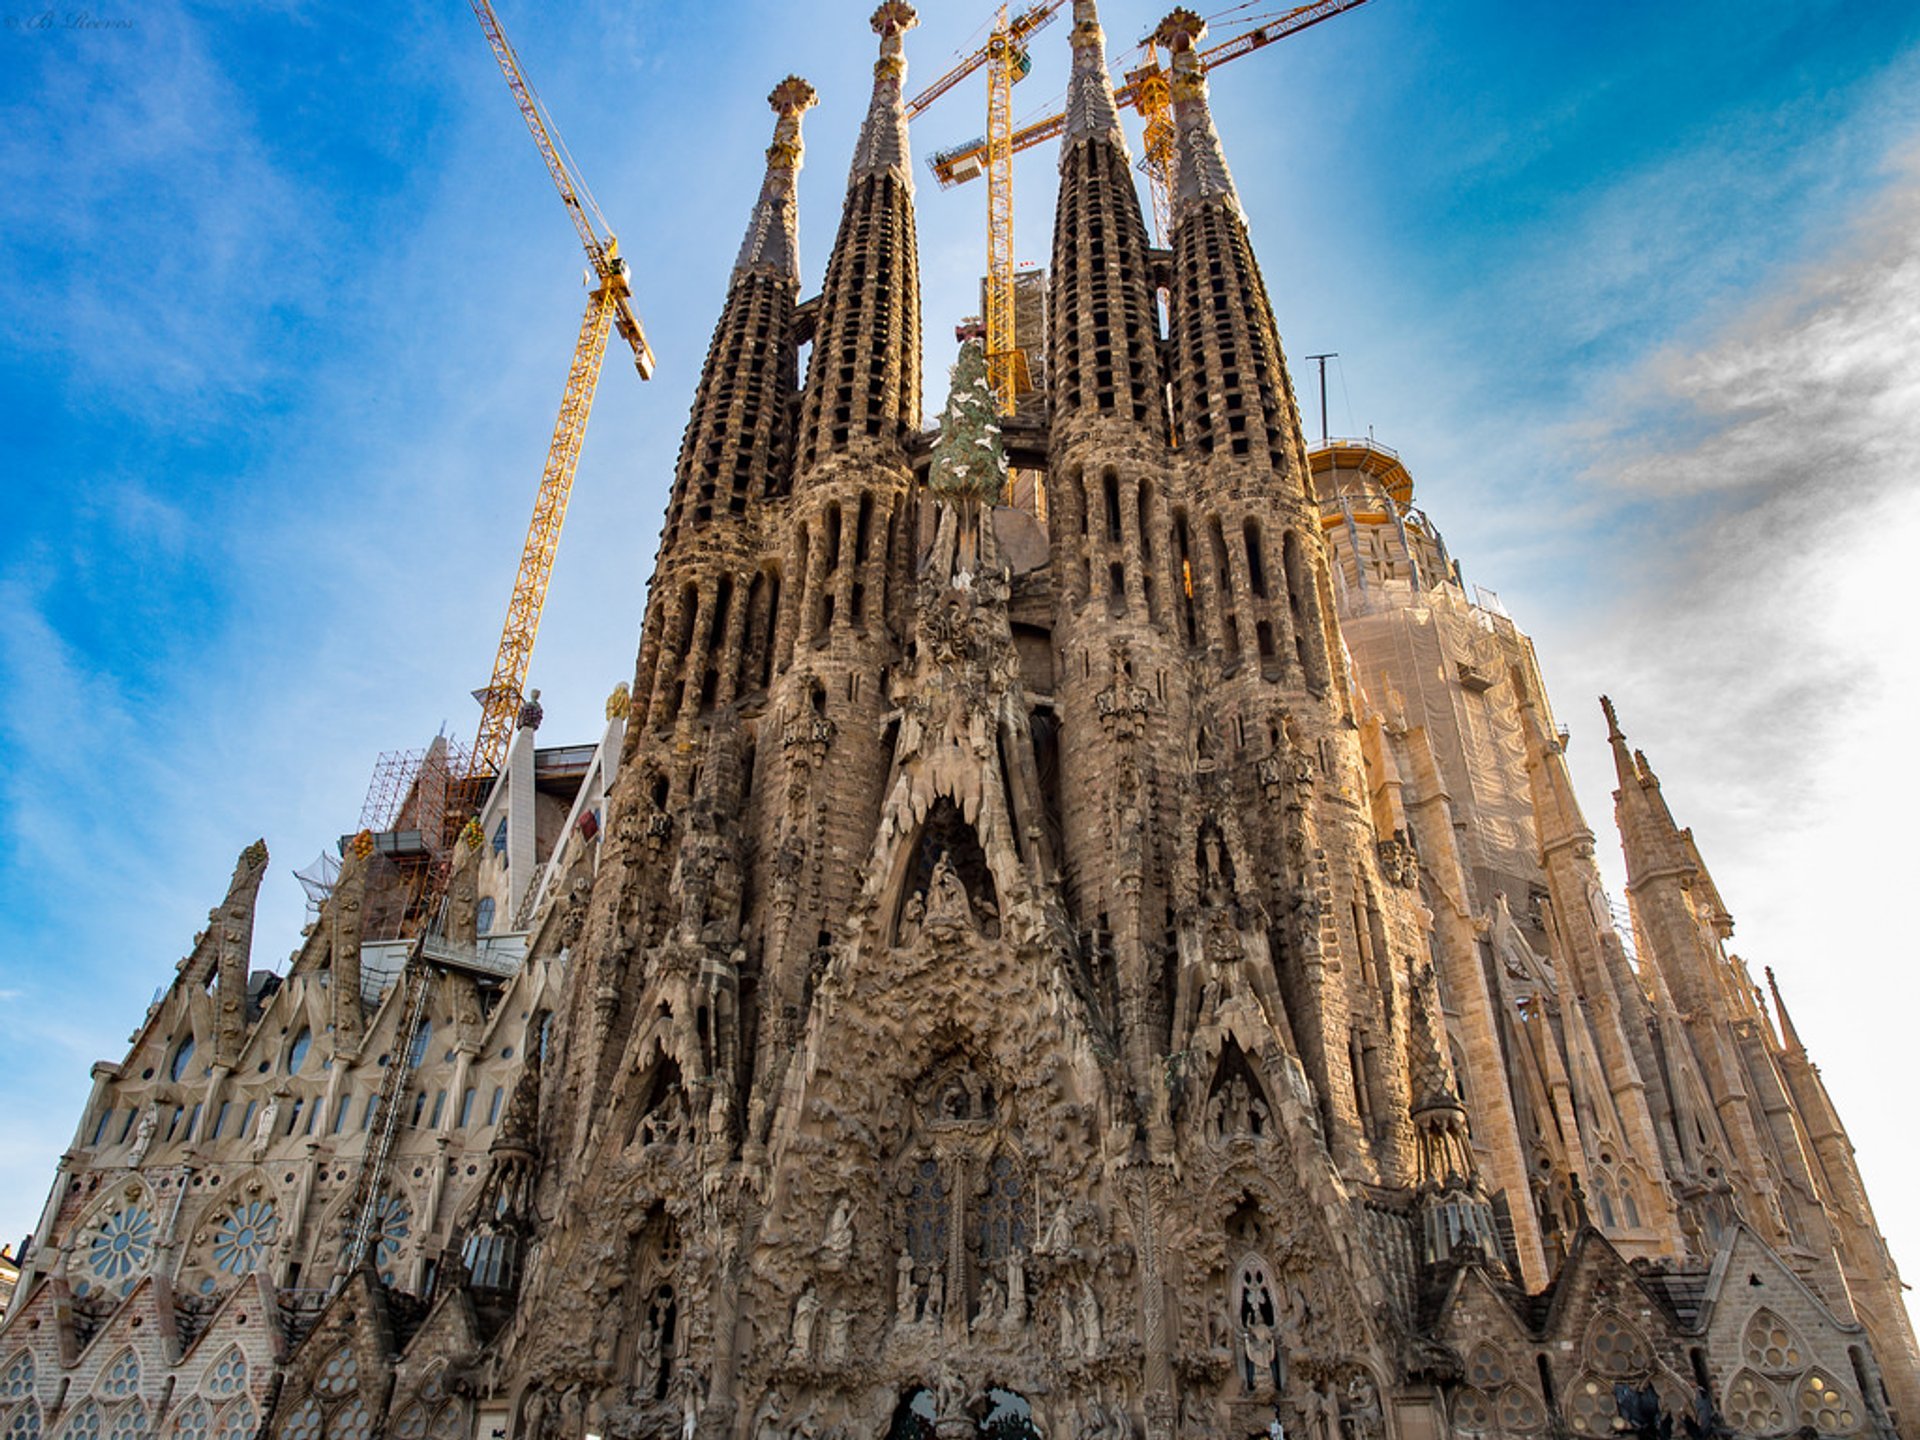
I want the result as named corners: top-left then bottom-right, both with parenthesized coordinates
top-left (3, 0), bottom-right (1918, 1308)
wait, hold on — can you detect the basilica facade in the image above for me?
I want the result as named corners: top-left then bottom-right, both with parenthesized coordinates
top-left (2, 6), bottom-right (1914, 1440)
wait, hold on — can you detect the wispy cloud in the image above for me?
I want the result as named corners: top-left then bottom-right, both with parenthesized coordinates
top-left (1536, 144), bottom-right (1920, 1307)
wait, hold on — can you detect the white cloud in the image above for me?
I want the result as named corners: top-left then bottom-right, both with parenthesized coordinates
top-left (1536, 144), bottom-right (1920, 1324)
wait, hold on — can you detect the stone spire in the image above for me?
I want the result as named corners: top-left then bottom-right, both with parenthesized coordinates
top-left (1062, 0), bottom-right (1126, 153)
top-left (1049, 0), bottom-right (1163, 428)
top-left (796, 4), bottom-right (922, 471)
top-left (658, 80), bottom-right (816, 537)
top-left (736, 77), bottom-right (817, 280)
top-left (1154, 8), bottom-right (1241, 223)
top-left (1154, 4), bottom-right (1312, 481)
top-left (1764, 965), bottom-right (1806, 1057)
top-left (848, 2), bottom-right (917, 189)
top-left (209, 839), bottom-right (269, 1067)
top-left (459, 1040), bottom-right (542, 1295)
top-left (1408, 965), bottom-right (1506, 1269)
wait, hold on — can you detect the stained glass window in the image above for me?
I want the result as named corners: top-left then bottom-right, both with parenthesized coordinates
top-left (213, 1203), bottom-right (276, 1276)
top-left (86, 1210), bottom-right (155, 1286)
top-left (97, 1352), bottom-right (139, 1400)
top-left (168, 1399), bottom-right (211, 1440)
top-left (905, 1159), bottom-right (949, 1267)
top-left (204, 1348), bottom-right (247, 1400)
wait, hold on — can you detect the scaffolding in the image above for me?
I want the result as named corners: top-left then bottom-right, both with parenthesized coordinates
top-left (355, 737), bottom-right (476, 941)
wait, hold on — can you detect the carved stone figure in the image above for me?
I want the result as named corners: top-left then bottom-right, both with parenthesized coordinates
top-left (788, 1285), bottom-right (821, 1361)
top-left (822, 1197), bottom-right (855, 1269)
top-left (126, 1102), bottom-right (159, 1166)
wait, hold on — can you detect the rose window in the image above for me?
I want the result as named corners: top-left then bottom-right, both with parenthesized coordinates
top-left (212, 1202), bottom-right (277, 1276)
top-left (85, 1208), bottom-right (156, 1287)
top-left (339, 1195), bottom-right (411, 1280)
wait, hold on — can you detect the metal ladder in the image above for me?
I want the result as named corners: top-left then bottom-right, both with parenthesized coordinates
top-left (343, 946), bottom-right (432, 1276)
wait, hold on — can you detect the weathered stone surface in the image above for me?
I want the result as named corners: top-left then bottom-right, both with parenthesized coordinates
top-left (3, 7), bottom-right (1914, 1440)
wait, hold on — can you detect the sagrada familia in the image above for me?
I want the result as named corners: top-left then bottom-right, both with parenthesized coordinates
top-left (3, 6), bottom-right (1914, 1440)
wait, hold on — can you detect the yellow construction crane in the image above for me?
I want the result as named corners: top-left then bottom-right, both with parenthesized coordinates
top-left (908, 0), bottom-right (1066, 412)
top-left (929, 0), bottom-right (1373, 244)
top-left (465, 0), bottom-right (656, 784)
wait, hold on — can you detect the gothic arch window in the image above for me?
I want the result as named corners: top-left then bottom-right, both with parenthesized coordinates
top-left (286, 1344), bottom-right (372, 1440)
top-left (1745, 1308), bottom-right (1809, 1373)
top-left (1584, 1311), bottom-right (1654, 1377)
top-left (203, 1347), bottom-right (247, 1401)
top-left (55, 1402), bottom-right (101, 1440)
top-left (168, 1398), bottom-right (212, 1440)
top-left (0, 1353), bottom-right (32, 1401)
top-left (1450, 1387), bottom-right (1497, 1437)
top-left (95, 1351), bottom-right (139, 1401)
top-left (905, 1158), bottom-right (950, 1268)
top-left (1797, 1371), bottom-right (1861, 1434)
top-left (281, 1397), bottom-right (323, 1440)
top-left (210, 1401), bottom-right (255, 1440)
top-left (1564, 1373), bottom-right (1617, 1436)
top-left (314, 1346), bottom-right (358, 1400)
top-left (1496, 1385), bottom-right (1547, 1434)
top-left (394, 1372), bottom-right (468, 1440)
top-left (1, 1407), bottom-right (41, 1440)
top-left (1461, 1346), bottom-right (1547, 1436)
top-left (170, 1035), bottom-right (198, 1083)
top-left (287, 1027), bottom-right (313, 1075)
top-left (104, 1404), bottom-right (145, 1440)
top-left (1722, 1369), bottom-right (1789, 1436)
top-left (973, 1154), bottom-right (1027, 1263)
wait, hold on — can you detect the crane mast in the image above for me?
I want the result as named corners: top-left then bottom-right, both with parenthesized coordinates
top-left (929, 0), bottom-right (1374, 243)
top-left (908, 0), bottom-right (1063, 412)
top-left (463, 0), bottom-right (656, 787)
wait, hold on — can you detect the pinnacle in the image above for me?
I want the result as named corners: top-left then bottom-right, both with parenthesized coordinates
top-left (1063, 0), bottom-right (1126, 151)
top-left (769, 75), bottom-right (817, 115)
top-left (871, 2), bottom-right (917, 38)
top-left (1154, 6), bottom-right (1206, 47)
top-left (1156, 6), bottom-right (1240, 223)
